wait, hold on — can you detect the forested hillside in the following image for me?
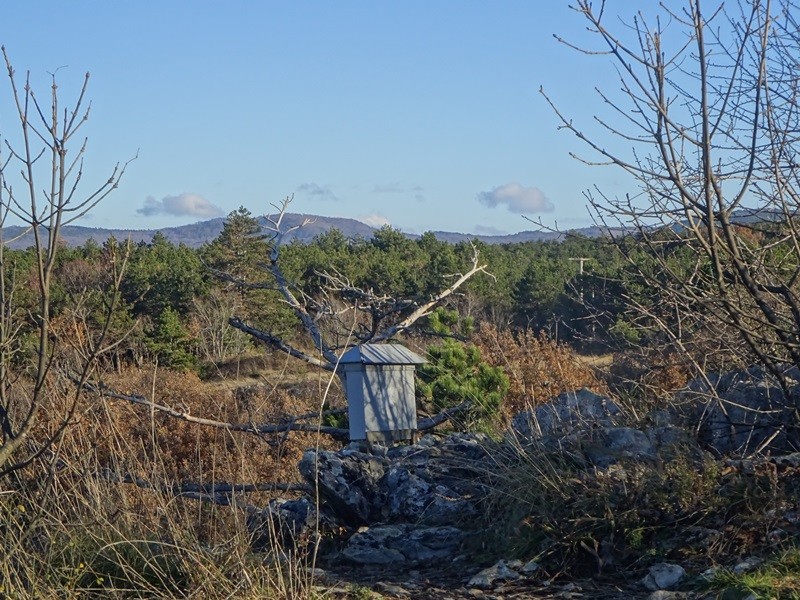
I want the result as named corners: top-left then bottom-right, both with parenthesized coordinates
top-left (1, 213), bottom-right (613, 249)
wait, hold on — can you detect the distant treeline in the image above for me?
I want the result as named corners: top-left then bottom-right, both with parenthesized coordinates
top-left (3, 207), bottom-right (654, 374)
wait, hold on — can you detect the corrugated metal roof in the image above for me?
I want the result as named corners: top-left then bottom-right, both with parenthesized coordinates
top-left (339, 343), bottom-right (427, 365)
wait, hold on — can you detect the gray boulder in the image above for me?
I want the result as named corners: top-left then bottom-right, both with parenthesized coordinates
top-left (247, 497), bottom-right (317, 551)
top-left (641, 563), bottom-right (686, 591)
top-left (299, 433), bottom-right (491, 528)
top-left (384, 467), bottom-right (473, 524)
top-left (341, 524), bottom-right (465, 565)
top-left (581, 426), bottom-right (656, 468)
top-left (511, 388), bottom-right (622, 440)
top-left (298, 448), bottom-right (387, 525)
top-left (682, 366), bottom-right (800, 455)
top-left (468, 560), bottom-right (521, 589)
top-left (509, 389), bottom-right (704, 468)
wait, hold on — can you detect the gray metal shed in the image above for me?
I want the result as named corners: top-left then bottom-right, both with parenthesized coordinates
top-left (339, 343), bottom-right (427, 442)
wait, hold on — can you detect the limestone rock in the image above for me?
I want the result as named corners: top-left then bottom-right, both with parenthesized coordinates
top-left (581, 426), bottom-right (656, 468)
top-left (682, 366), bottom-right (800, 455)
top-left (298, 448), bottom-right (387, 526)
top-left (511, 388), bottom-right (622, 440)
top-left (341, 524), bottom-right (465, 565)
top-left (641, 563), bottom-right (686, 591)
top-left (300, 432), bottom-right (489, 528)
top-left (247, 497), bottom-right (316, 551)
top-left (733, 556), bottom-right (763, 574)
top-left (467, 560), bottom-right (521, 589)
top-left (521, 559), bottom-right (541, 575)
top-left (647, 592), bottom-right (691, 600)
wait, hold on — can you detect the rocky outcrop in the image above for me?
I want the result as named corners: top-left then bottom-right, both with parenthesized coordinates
top-left (681, 366), bottom-right (800, 456)
top-left (242, 370), bottom-right (800, 596)
top-left (261, 375), bottom-right (800, 568)
top-left (298, 432), bottom-right (491, 531)
top-left (341, 524), bottom-right (465, 565)
top-left (281, 390), bottom-right (715, 568)
top-left (250, 383), bottom-right (731, 569)
top-left (511, 388), bottom-right (701, 468)
top-left (294, 433), bottom-right (493, 565)
top-left (511, 388), bottom-right (622, 439)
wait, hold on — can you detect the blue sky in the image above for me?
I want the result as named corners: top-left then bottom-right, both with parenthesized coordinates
top-left (0, 1), bottom-right (636, 235)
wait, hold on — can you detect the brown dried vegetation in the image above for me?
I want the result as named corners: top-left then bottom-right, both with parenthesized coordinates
top-left (472, 322), bottom-right (608, 417)
top-left (85, 365), bottom-right (340, 483)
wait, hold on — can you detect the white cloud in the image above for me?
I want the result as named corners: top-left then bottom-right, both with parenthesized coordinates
top-left (297, 182), bottom-right (339, 202)
top-left (371, 182), bottom-right (425, 202)
top-left (138, 193), bottom-right (223, 218)
top-left (358, 213), bottom-right (391, 228)
top-left (477, 183), bottom-right (553, 214)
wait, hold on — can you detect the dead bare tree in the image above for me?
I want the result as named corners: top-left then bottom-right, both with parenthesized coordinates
top-left (229, 195), bottom-right (490, 372)
top-left (69, 195), bottom-right (484, 456)
top-left (544, 1), bottom-right (800, 393)
top-left (0, 47), bottom-right (132, 475)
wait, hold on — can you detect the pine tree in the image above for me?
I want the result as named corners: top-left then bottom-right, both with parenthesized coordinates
top-left (417, 308), bottom-right (509, 431)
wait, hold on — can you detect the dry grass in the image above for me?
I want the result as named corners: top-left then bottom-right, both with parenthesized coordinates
top-left (5, 335), bottom-right (797, 596)
top-left (472, 323), bottom-right (609, 418)
top-left (0, 468), bottom-right (327, 598)
top-left (82, 364), bottom-right (343, 483)
top-left (575, 353), bottom-right (615, 368)
top-left (476, 431), bottom-right (800, 581)
top-left (0, 358), bottom-right (343, 598)
top-left (476, 437), bottom-right (724, 575)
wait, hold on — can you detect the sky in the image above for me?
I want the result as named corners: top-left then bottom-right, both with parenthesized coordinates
top-left (0, 1), bottom-right (643, 236)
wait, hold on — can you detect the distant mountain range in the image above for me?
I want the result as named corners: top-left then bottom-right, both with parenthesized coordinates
top-left (0, 213), bottom-right (617, 249)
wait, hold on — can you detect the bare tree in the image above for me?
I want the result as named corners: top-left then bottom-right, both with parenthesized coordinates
top-left (544, 1), bottom-right (800, 392)
top-left (192, 289), bottom-right (251, 363)
top-left (0, 47), bottom-right (132, 475)
top-left (76, 196), bottom-right (486, 455)
top-left (229, 196), bottom-right (490, 372)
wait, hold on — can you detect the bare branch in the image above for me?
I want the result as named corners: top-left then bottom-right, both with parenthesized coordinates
top-left (80, 377), bottom-right (470, 442)
top-left (229, 196), bottom-right (490, 369)
top-left (371, 243), bottom-right (490, 343)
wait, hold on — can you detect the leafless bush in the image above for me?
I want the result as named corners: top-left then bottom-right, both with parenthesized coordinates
top-left (472, 322), bottom-right (608, 417)
top-left (545, 1), bottom-right (800, 401)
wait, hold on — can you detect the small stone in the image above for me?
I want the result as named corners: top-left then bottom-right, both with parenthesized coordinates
top-left (560, 582), bottom-right (581, 592)
top-left (733, 557), bottom-right (763, 574)
top-left (769, 528), bottom-right (787, 542)
top-left (468, 561), bottom-right (521, 589)
top-left (648, 592), bottom-right (690, 600)
top-left (641, 563), bottom-right (686, 591)
top-left (697, 567), bottom-right (719, 583)
top-left (521, 560), bottom-right (541, 575)
top-left (374, 581), bottom-right (410, 596)
top-left (305, 567), bottom-right (327, 579)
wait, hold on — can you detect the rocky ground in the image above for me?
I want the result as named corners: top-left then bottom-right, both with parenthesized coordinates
top-left (249, 367), bottom-right (800, 599)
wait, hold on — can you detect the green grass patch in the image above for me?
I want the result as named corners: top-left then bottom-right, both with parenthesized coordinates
top-left (706, 548), bottom-right (800, 599)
